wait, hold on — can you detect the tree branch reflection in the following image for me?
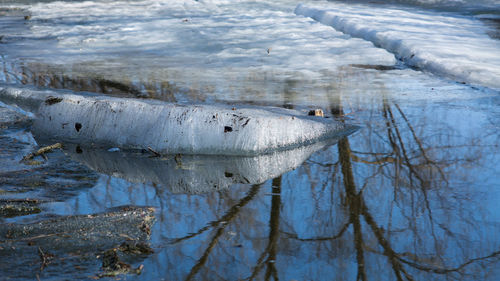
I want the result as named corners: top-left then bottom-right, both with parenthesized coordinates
top-left (168, 184), bottom-right (262, 245)
top-left (248, 176), bottom-right (281, 281)
top-left (323, 96), bottom-right (500, 280)
top-left (183, 184), bottom-right (263, 281)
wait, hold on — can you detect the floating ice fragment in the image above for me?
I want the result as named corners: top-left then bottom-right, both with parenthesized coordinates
top-left (0, 86), bottom-right (356, 156)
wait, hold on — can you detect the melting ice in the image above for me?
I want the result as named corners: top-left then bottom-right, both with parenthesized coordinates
top-left (1, 0), bottom-right (399, 104)
top-left (296, 1), bottom-right (500, 89)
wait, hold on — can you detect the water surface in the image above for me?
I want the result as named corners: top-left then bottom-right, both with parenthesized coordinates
top-left (1, 0), bottom-right (499, 280)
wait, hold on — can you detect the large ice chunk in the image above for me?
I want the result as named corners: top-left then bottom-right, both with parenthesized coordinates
top-left (0, 86), bottom-right (355, 155)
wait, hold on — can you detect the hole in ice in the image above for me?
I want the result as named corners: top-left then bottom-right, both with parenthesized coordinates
top-left (75, 123), bottom-right (82, 132)
top-left (224, 126), bottom-right (233, 133)
top-left (44, 96), bottom-right (63, 105)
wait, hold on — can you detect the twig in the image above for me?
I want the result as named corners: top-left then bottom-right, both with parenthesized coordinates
top-left (38, 247), bottom-right (53, 271)
top-left (147, 146), bottom-right (161, 157)
top-left (21, 143), bottom-right (62, 162)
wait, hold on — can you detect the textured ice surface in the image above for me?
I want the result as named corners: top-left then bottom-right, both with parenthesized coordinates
top-left (329, 0), bottom-right (500, 12)
top-left (0, 0), bottom-right (498, 98)
top-left (0, 0), bottom-right (397, 103)
top-left (295, 2), bottom-right (500, 90)
top-left (0, 86), bottom-right (353, 155)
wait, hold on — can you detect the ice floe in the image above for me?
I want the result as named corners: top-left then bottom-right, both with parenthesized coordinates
top-left (0, 86), bottom-right (355, 155)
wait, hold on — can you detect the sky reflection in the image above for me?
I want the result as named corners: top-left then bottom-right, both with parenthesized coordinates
top-left (1, 0), bottom-right (499, 279)
top-left (30, 86), bottom-right (500, 280)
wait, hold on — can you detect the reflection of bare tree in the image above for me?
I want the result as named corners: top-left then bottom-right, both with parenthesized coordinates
top-left (330, 98), bottom-right (500, 280)
top-left (152, 91), bottom-right (499, 280)
top-left (1, 60), bottom-right (211, 101)
top-left (338, 133), bottom-right (500, 280)
top-left (276, 91), bottom-right (500, 280)
top-left (171, 178), bottom-right (283, 281)
top-left (381, 101), bottom-right (447, 188)
top-left (158, 176), bottom-right (284, 281)
top-left (248, 176), bottom-right (281, 281)
top-left (162, 184), bottom-right (262, 281)
top-left (17, 63), bottom-right (180, 101)
top-left (340, 136), bottom-right (409, 281)
top-left (338, 137), bottom-right (367, 281)
top-left (168, 184), bottom-right (262, 246)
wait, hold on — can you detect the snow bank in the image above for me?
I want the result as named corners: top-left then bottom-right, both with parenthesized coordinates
top-left (0, 86), bottom-right (355, 156)
top-left (330, 0), bottom-right (500, 13)
top-left (295, 3), bottom-right (500, 90)
top-left (63, 141), bottom-right (333, 193)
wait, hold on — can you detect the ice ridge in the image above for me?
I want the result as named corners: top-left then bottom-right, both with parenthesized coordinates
top-left (295, 3), bottom-right (500, 90)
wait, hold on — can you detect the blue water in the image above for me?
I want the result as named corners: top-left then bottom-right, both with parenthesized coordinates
top-left (1, 0), bottom-right (500, 280)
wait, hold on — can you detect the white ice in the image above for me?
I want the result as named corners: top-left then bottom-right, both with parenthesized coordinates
top-left (0, 0), bottom-right (398, 102)
top-left (295, 2), bottom-right (500, 90)
top-left (0, 86), bottom-right (354, 155)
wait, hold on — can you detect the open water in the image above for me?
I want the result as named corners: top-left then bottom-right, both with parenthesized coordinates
top-left (1, 0), bottom-right (500, 280)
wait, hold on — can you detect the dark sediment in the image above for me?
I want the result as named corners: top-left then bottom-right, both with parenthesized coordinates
top-left (0, 206), bottom-right (155, 279)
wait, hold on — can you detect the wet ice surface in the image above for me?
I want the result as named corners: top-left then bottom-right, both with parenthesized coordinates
top-left (0, 0), bottom-right (397, 103)
top-left (1, 0), bottom-right (500, 280)
top-left (296, 2), bottom-right (500, 89)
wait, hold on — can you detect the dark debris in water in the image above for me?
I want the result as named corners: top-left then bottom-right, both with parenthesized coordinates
top-left (0, 198), bottom-right (42, 218)
top-left (20, 142), bottom-right (63, 164)
top-left (119, 240), bottom-right (154, 255)
top-left (350, 64), bottom-right (398, 71)
top-left (0, 206), bottom-right (155, 279)
top-left (308, 109), bottom-right (324, 117)
top-left (98, 248), bottom-right (145, 278)
top-left (0, 137), bottom-right (98, 200)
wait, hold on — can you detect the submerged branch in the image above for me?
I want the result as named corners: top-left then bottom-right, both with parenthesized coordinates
top-left (21, 143), bottom-right (62, 162)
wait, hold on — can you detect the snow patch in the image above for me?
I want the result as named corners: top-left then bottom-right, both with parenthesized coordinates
top-left (295, 2), bottom-right (500, 90)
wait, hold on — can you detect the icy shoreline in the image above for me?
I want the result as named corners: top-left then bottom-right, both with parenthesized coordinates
top-left (295, 2), bottom-right (500, 90)
top-left (0, 86), bottom-right (355, 155)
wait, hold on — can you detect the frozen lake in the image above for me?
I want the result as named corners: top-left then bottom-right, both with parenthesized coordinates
top-left (1, 0), bottom-right (500, 280)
